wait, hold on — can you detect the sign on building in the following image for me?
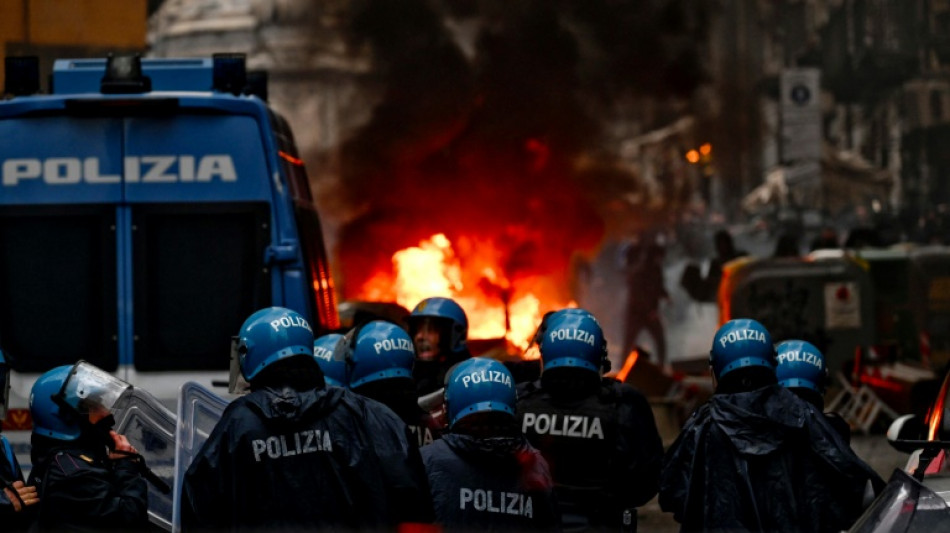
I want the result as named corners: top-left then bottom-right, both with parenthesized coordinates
top-left (781, 68), bottom-right (822, 164)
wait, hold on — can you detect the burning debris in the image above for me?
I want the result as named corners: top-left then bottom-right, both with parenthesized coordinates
top-left (359, 233), bottom-right (562, 352)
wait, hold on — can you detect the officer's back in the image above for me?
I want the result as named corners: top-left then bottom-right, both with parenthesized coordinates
top-left (659, 319), bottom-right (882, 532)
top-left (421, 357), bottom-right (560, 531)
top-left (180, 307), bottom-right (433, 531)
top-left (342, 321), bottom-right (442, 447)
top-left (517, 308), bottom-right (663, 531)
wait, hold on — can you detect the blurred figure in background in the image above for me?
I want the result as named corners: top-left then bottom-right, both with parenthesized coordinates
top-left (421, 357), bottom-right (560, 531)
top-left (680, 229), bottom-right (746, 303)
top-left (773, 232), bottom-right (801, 258)
top-left (810, 226), bottom-right (840, 252)
top-left (621, 234), bottom-right (669, 369)
top-left (660, 319), bottom-right (883, 532)
top-left (518, 308), bottom-right (663, 531)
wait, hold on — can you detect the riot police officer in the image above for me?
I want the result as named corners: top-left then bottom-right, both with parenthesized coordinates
top-left (409, 297), bottom-right (472, 396)
top-left (660, 319), bottom-right (883, 532)
top-left (312, 333), bottom-right (346, 387)
top-left (27, 361), bottom-right (149, 532)
top-left (180, 306), bottom-right (433, 531)
top-left (517, 308), bottom-right (663, 531)
top-left (776, 339), bottom-right (852, 442)
top-left (421, 357), bottom-right (560, 531)
top-left (341, 320), bottom-right (443, 446)
top-left (0, 349), bottom-right (39, 531)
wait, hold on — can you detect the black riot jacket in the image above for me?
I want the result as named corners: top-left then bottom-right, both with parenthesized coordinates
top-left (659, 384), bottom-right (884, 533)
top-left (180, 385), bottom-right (434, 532)
top-left (421, 432), bottom-right (560, 531)
top-left (27, 434), bottom-right (149, 532)
top-left (352, 380), bottom-right (444, 448)
top-left (516, 377), bottom-right (664, 530)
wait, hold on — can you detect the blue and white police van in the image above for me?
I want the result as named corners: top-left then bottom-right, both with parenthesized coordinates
top-left (0, 54), bottom-right (340, 459)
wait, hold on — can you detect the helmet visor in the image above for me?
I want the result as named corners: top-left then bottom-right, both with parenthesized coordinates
top-left (331, 327), bottom-right (357, 364)
top-left (58, 361), bottom-right (131, 418)
top-left (228, 336), bottom-right (250, 395)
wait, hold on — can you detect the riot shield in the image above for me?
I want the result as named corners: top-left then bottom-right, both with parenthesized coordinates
top-left (113, 387), bottom-right (177, 532)
top-left (172, 382), bottom-right (231, 533)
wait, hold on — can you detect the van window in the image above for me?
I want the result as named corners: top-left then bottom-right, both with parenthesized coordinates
top-left (131, 203), bottom-right (271, 371)
top-left (0, 206), bottom-right (118, 371)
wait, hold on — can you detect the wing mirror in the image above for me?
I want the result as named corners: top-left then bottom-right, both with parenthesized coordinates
top-left (887, 414), bottom-right (928, 454)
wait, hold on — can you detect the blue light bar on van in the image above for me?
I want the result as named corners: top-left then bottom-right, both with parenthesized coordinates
top-left (246, 70), bottom-right (268, 102)
top-left (101, 54), bottom-right (152, 94)
top-left (4, 56), bottom-right (40, 96)
top-left (212, 53), bottom-right (246, 96)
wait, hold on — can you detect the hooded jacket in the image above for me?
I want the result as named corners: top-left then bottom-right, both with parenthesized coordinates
top-left (421, 432), bottom-right (560, 531)
top-left (180, 385), bottom-right (433, 532)
top-left (659, 384), bottom-right (884, 533)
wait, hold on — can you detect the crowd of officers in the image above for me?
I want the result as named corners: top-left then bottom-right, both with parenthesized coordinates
top-left (0, 297), bottom-right (886, 532)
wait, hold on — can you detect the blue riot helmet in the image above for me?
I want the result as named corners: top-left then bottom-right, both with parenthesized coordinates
top-left (408, 297), bottom-right (468, 358)
top-left (539, 308), bottom-right (609, 374)
top-left (444, 357), bottom-right (517, 428)
top-left (341, 321), bottom-right (415, 389)
top-left (237, 307), bottom-right (314, 381)
top-left (31, 366), bottom-right (79, 440)
top-left (709, 319), bottom-right (776, 380)
top-left (775, 340), bottom-right (827, 393)
top-left (0, 349), bottom-right (9, 421)
top-left (313, 333), bottom-right (347, 387)
top-left (31, 362), bottom-right (132, 441)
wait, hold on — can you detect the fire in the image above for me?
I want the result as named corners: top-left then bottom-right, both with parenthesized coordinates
top-left (359, 233), bottom-right (571, 354)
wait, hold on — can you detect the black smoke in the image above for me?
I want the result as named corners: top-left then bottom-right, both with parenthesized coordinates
top-left (332, 0), bottom-right (712, 299)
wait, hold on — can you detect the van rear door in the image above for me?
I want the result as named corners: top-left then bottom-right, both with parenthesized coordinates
top-left (123, 113), bottom-right (273, 372)
top-left (0, 116), bottom-right (123, 372)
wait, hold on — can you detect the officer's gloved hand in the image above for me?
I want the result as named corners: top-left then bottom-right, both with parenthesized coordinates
top-left (108, 431), bottom-right (139, 461)
top-left (2, 480), bottom-right (39, 511)
top-left (105, 432), bottom-right (172, 494)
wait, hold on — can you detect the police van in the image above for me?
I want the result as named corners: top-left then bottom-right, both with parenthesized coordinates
top-left (0, 54), bottom-right (340, 453)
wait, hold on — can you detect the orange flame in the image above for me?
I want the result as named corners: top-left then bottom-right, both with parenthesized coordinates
top-left (615, 349), bottom-right (640, 382)
top-left (359, 233), bottom-right (571, 353)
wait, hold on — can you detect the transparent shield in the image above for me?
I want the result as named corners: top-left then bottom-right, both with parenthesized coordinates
top-left (60, 361), bottom-right (132, 416)
top-left (172, 382), bottom-right (231, 533)
top-left (113, 387), bottom-right (177, 532)
top-left (228, 336), bottom-right (250, 395)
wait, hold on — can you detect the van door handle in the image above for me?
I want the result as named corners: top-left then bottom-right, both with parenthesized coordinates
top-left (264, 242), bottom-right (298, 265)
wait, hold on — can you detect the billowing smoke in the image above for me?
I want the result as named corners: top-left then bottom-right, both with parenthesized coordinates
top-left (329, 0), bottom-right (711, 302)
